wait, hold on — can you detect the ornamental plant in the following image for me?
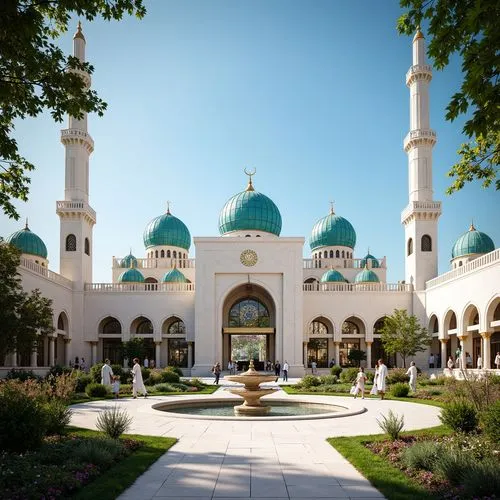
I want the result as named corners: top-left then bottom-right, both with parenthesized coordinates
top-left (96, 406), bottom-right (132, 439)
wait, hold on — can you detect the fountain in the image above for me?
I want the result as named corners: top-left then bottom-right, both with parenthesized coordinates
top-left (225, 360), bottom-right (278, 415)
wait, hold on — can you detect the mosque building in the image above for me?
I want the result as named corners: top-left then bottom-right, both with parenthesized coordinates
top-left (2, 25), bottom-right (499, 376)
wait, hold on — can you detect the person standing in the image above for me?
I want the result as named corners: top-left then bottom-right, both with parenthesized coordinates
top-left (132, 357), bottom-right (147, 398)
top-left (455, 347), bottom-right (461, 368)
top-left (447, 356), bottom-right (455, 371)
top-left (143, 356), bottom-right (149, 368)
top-left (213, 362), bottom-right (221, 384)
top-left (495, 352), bottom-right (500, 370)
top-left (376, 359), bottom-right (388, 400)
top-left (353, 367), bottom-right (367, 399)
top-left (329, 358), bottom-right (335, 368)
top-left (311, 360), bottom-right (317, 375)
top-left (227, 359), bottom-right (234, 375)
top-left (477, 355), bottom-right (482, 370)
top-left (274, 361), bottom-right (281, 377)
top-left (406, 361), bottom-right (417, 392)
top-left (466, 352), bottom-right (472, 368)
top-left (80, 357), bottom-right (87, 372)
top-left (101, 359), bottom-right (114, 387)
top-left (429, 353), bottom-right (435, 369)
top-left (282, 361), bottom-right (289, 382)
top-left (111, 375), bottom-right (120, 399)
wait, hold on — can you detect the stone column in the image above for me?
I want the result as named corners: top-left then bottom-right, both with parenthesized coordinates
top-left (334, 342), bottom-right (340, 366)
top-left (457, 335), bottom-right (466, 369)
top-left (64, 338), bottom-right (71, 367)
top-left (11, 350), bottom-right (18, 367)
top-left (155, 341), bottom-right (162, 368)
top-left (48, 337), bottom-right (55, 367)
top-left (366, 341), bottom-right (372, 368)
top-left (303, 342), bottom-right (308, 368)
top-left (187, 342), bottom-right (193, 369)
top-left (30, 346), bottom-right (38, 368)
top-left (481, 332), bottom-right (492, 369)
top-left (440, 339), bottom-right (448, 369)
top-left (90, 341), bottom-right (97, 366)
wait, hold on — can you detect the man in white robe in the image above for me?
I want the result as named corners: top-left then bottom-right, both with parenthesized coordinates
top-left (376, 359), bottom-right (388, 400)
top-left (132, 357), bottom-right (147, 398)
top-left (406, 361), bottom-right (417, 392)
top-left (101, 359), bottom-right (114, 387)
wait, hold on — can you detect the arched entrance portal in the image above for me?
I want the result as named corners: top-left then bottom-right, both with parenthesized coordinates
top-left (222, 284), bottom-right (275, 371)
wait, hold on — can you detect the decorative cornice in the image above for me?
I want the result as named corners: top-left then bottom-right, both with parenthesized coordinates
top-left (404, 128), bottom-right (436, 152)
top-left (401, 200), bottom-right (442, 226)
top-left (60, 128), bottom-right (94, 154)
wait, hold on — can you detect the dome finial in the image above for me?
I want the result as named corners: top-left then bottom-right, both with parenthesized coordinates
top-left (469, 219), bottom-right (476, 231)
top-left (166, 200), bottom-right (171, 215)
top-left (329, 200), bottom-right (335, 215)
top-left (413, 27), bottom-right (424, 41)
top-left (25, 218), bottom-right (29, 230)
top-left (244, 167), bottom-right (256, 191)
top-left (74, 20), bottom-right (86, 41)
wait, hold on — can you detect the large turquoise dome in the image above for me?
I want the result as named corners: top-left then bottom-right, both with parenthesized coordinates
top-left (6, 223), bottom-right (47, 259)
top-left (219, 179), bottom-right (282, 236)
top-left (143, 209), bottom-right (191, 250)
top-left (118, 268), bottom-right (144, 283)
top-left (452, 224), bottom-right (495, 259)
top-left (360, 252), bottom-right (380, 268)
top-left (354, 267), bottom-right (380, 283)
top-left (320, 269), bottom-right (346, 282)
top-left (162, 267), bottom-right (187, 283)
top-left (310, 209), bottom-right (356, 251)
top-left (120, 252), bottom-right (137, 268)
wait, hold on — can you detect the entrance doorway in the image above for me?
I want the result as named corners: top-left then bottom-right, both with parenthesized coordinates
top-left (229, 334), bottom-right (270, 371)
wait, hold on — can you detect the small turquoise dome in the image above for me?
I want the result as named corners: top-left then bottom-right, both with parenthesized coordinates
top-left (143, 208), bottom-right (191, 250)
top-left (310, 209), bottom-right (356, 251)
top-left (219, 179), bottom-right (282, 236)
top-left (118, 268), bottom-right (144, 283)
top-left (354, 267), bottom-right (380, 283)
top-left (360, 253), bottom-right (380, 268)
top-left (120, 252), bottom-right (137, 268)
top-left (162, 267), bottom-right (187, 283)
top-left (452, 224), bottom-right (495, 258)
top-left (320, 269), bottom-right (346, 282)
top-left (6, 223), bottom-right (47, 259)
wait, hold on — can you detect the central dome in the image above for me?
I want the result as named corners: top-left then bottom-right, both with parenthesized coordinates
top-left (452, 224), bottom-right (494, 259)
top-left (309, 209), bottom-right (356, 250)
top-left (6, 223), bottom-right (48, 259)
top-left (143, 208), bottom-right (191, 250)
top-left (219, 176), bottom-right (282, 236)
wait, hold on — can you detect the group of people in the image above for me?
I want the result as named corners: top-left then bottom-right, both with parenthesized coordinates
top-left (445, 351), bottom-right (500, 371)
top-left (351, 359), bottom-right (389, 400)
top-left (274, 360), bottom-right (289, 381)
top-left (100, 358), bottom-right (148, 398)
top-left (70, 356), bottom-right (87, 372)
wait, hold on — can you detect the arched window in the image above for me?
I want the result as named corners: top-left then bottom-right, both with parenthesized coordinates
top-left (173, 251), bottom-right (177, 258)
top-left (459, 261), bottom-right (463, 267)
top-left (155, 250), bottom-right (158, 258)
top-left (57, 314), bottom-right (65, 330)
top-left (144, 277), bottom-right (158, 283)
top-left (161, 250), bottom-right (165, 258)
top-left (335, 250), bottom-right (340, 258)
top-left (167, 250), bottom-right (171, 258)
top-left (421, 235), bottom-right (432, 252)
top-left (84, 237), bottom-right (90, 256)
top-left (329, 250), bottom-right (333, 258)
top-left (136, 319), bottom-right (153, 334)
top-left (449, 313), bottom-right (457, 330)
top-left (323, 251), bottom-right (327, 258)
top-left (342, 320), bottom-right (359, 335)
top-left (373, 318), bottom-right (386, 335)
top-left (407, 238), bottom-right (413, 256)
top-left (309, 321), bottom-right (328, 335)
top-left (66, 234), bottom-right (76, 251)
top-left (341, 250), bottom-right (345, 258)
top-left (228, 298), bottom-right (270, 328)
top-left (245, 234), bottom-right (251, 237)
top-left (101, 317), bottom-right (122, 334)
top-left (168, 320), bottom-right (186, 334)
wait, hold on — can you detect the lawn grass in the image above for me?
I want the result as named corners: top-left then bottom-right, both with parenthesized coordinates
top-left (328, 426), bottom-right (452, 500)
top-left (68, 427), bottom-right (176, 500)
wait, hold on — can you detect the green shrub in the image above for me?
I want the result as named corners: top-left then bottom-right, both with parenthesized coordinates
top-left (85, 382), bottom-right (109, 398)
top-left (73, 439), bottom-right (115, 467)
top-left (95, 406), bottom-right (132, 439)
top-left (318, 384), bottom-right (340, 392)
top-left (166, 365), bottom-right (184, 376)
top-left (160, 370), bottom-right (180, 383)
top-left (481, 400), bottom-right (500, 443)
top-left (319, 374), bottom-right (337, 385)
top-left (6, 368), bottom-right (39, 381)
top-left (154, 383), bottom-right (180, 392)
top-left (74, 373), bottom-right (93, 393)
top-left (169, 382), bottom-right (189, 391)
top-left (462, 459), bottom-right (500, 497)
top-left (187, 377), bottom-right (206, 389)
top-left (435, 450), bottom-right (471, 485)
top-left (339, 367), bottom-right (359, 384)
top-left (111, 364), bottom-right (124, 379)
top-left (386, 368), bottom-right (409, 384)
top-left (47, 365), bottom-right (72, 378)
top-left (119, 383), bottom-right (132, 394)
top-left (377, 410), bottom-right (405, 441)
top-left (440, 402), bottom-right (479, 433)
top-left (365, 371), bottom-right (374, 383)
top-left (401, 441), bottom-right (442, 471)
top-left (147, 369), bottom-right (163, 385)
top-left (43, 400), bottom-right (72, 435)
top-left (141, 367), bottom-right (150, 384)
top-left (300, 375), bottom-right (321, 388)
top-left (488, 374), bottom-right (500, 385)
top-left (390, 382), bottom-right (410, 397)
top-left (0, 384), bottom-right (48, 452)
top-left (330, 366), bottom-right (342, 377)
top-left (89, 363), bottom-right (104, 383)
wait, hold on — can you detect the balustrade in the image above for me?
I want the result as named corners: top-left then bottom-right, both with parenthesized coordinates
top-left (85, 282), bottom-right (195, 292)
top-left (303, 257), bottom-right (385, 270)
top-left (113, 257), bottom-right (196, 269)
top-left (19, 258), bottom-right (72, 288)
top-left (303, 282), bottom-right (411, 292)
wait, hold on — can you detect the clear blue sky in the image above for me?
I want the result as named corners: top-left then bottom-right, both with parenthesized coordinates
top-left (1, 0), bottom-right (498, 283)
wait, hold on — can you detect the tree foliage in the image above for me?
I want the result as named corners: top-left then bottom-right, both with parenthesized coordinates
top-left (380, 309), bottom-right (431, 367)
top-left (398, 0), bottom-right (499, 193)
top-left (121, 337), bottom-right (145, 365)
top-left (0, 0), bottom-right (146, 220)
top-left (0, 241), bottom-right (54, 359)
top-left (347, 349), bottom-right (366, 367)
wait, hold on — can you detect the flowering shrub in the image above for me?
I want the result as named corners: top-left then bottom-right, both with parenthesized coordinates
top-left (386, 368), bottom-right (409, 384)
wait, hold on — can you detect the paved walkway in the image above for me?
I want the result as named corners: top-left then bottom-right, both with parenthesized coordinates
top-left (70, 383), bottom-right (441, 499)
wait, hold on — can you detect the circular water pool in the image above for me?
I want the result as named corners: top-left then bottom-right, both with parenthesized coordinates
top-left (152, 397), bottom-right (365, 421)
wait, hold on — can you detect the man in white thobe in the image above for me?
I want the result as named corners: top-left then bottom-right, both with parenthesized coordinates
top-left (406, 361), bottom-right (417, 392)
top-left (101, 359), bottom-right (114, 387)
top-left (376, 359), bottom-right (388, 400)
top-left (132, 357), bottom-right (147, 398)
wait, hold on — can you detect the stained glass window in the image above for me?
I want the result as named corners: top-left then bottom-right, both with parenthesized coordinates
top-left (309, 321), bottom-right (328, 335)
top-left (168, 320), bottom-right (186, 334)
top-left (228, 299), bottom-right (270, 328)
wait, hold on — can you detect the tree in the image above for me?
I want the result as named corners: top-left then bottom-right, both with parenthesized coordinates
top-left (0, 0), bottom-right (146, 220)
top-left (121, 337), bottom-right (146, 366)
top-left (398, 0), bottom-right (499, 193)
top-left (347, 349), bottom-right (366, 367)
top-left (0, 241), bottom-right (54, 360)
top-left (380, 309), bottom-right (431, 367)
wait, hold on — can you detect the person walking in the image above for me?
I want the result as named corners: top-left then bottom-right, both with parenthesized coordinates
top-left (227, 359), bottom-right (235, 375)
top-left (495, 352), bottom-right (500, 370)
top-left (274, 361), bottom-right (281, 377)
top-left (80, 357), bottom-right (87, 372)
top-left (376, 359), bottom-right (388, 400)
top-left (311, 360), bottom-right (317, 375)
top-left (111, 375), bottom-right (120, 399)
top-left (282, 361), bottom-right (289, 382)
top-left (213, 362), bottom-right (221, 384)
top-left (406, 361), bottom-right (417, 392)
top-left (101, 359), bottom-right (114, 388)
top-left (353, 367), bottom-right (367, 399)
top-left (132, 357), bottom-right (147, 398)
top-left (476, 355), bottom-right (482, 370)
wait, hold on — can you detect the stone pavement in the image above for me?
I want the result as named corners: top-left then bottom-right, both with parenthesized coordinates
top-left (70, 383), bottom-right (441, 499)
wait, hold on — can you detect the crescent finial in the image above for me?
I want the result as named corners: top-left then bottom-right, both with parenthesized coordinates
top-left (244, 167), bottom-right (256, 191)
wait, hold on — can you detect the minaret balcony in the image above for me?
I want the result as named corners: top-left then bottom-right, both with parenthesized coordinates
top-left (56, 200), bottom-right (96, 225)
top-left (404, 128), bottom-right (436, 152)
top-left (406, 64), bottom-right (432, 86)
top-left (401, 200), bottom-right (442, 225)
top-left (70, 68), bottom-right (91, 88)
top-left (60, 128), bottom-right (94, 153)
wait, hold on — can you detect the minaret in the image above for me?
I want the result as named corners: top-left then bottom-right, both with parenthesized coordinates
top-left (56, 22), bottom-right (96, 286)
top-left (401, 30), bottom-right (441, 290)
